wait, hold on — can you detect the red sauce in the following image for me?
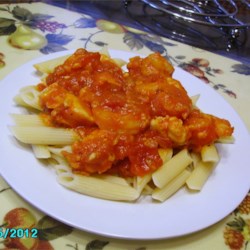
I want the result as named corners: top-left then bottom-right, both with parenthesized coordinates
top-left (38, 49), bottom-right (234, 177)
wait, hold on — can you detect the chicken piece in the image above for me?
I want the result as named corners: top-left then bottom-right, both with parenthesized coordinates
top-left (213, 115), bottom-right (234, 138)
top-left (127, 52), bottom-right (174, 80)
top-left (184, 109), bottom-right (234, 151)
top-left (39, 82), bottom-right (66, 109)
top-left (126, 54), bottom-right (192, 120)
top-left (63, 130), bottom-right (117, 175)
top-left (128, 130), bottom-right (163, 176)
top-left (39, 82), bottom-right (94, 127)
top-left (150, 116), bottom-right (189, 146)
top-left (111, 131), bottom-right (164, 177)
top-left (150, 82), bottom-right (192, 119)
top-left (92, 105), bottom-right (150, 134)
top-left (46, 49), bottom-right (101, 85)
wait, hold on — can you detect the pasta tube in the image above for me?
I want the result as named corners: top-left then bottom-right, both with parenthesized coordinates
top-left (190, 94), bottom-right (200, 106)
top-left (152, 149), bottom-right (193, 188)
top-left (97, 174), bottom-right (130, 186)
top-left (99, 46), bottom-right (126, 67)
top-left (201, 144), bottom-right (219, 162)
top-left (136, 174), bottom-right (152, 193)
top-left (190, 152), bottom-right (201, 168)
top-left (10, 126), bottom-right (78, 145)
top-left (152, 169), bottom-right (191, 202)
top-left (186, 161), bottom-right (216, 191)
top-left (57, 172), bottom-right (140, 201)
top-left (216, 136), bottom-right (235, 144)
top-left (48, 146), bottom-right (72, 155)
top-left (158, 148), bottom-right (173, 163)
top-left (11, 114), bottom-right (45, 126)
top-left (17, 86), bottom-right (41, 110)
top-left (33, 55), bottom-right (70, 74)
top-left (32, 145), bottom-right (51, 159)
top-left (48, 154), bottom-right (69, 166)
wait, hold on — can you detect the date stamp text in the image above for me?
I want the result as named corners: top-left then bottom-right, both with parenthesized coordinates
top-left (0, 228), bottom-right (38, 239)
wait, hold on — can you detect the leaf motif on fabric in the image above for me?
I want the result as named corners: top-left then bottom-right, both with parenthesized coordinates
top-left (12, 6), bottom-right (33, 21)
top-left (85, 239), bottom-right (109, 250)
top-left (0, 7), bottom-right (9, 11)
top-left (37, 215), bottom-right (73, 241)
top-left (40, 33), bottom-right (73, 54)
top-left (0, 17), bottom-right (15, 28)
top-left (40, 43), bottom-right (67, 54)
top-left (140, 33), bottom-right (176, 47)
top-left (31, 13), bottom-right (54, 21)
top-left (0, 187), bottom-right (11, 193)
top-left (231, 63), bottom-right (250, 75)
top-left (0, 18), bottom-right (16, 35)
top-left (45, 33), bottom-right (74, 45)
top-left (175, 55), bottom-right (186, 60)
top-left (74, 17), bottom-right (96, 28)
top-left (123, 32), bottom-right (144, 50)
top-left (94, 41), bottom-right (108, 47)
top-left (27, 13), bottom-right (54, 27)
top-left (143, 40), bottom-right (166, 53)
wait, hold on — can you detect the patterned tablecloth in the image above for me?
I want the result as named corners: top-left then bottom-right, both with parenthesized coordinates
top-left (0, 2), bottom-right (250, 250)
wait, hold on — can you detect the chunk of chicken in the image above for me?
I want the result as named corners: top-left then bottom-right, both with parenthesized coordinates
top-left (40, 82), bottom-right (94, 127)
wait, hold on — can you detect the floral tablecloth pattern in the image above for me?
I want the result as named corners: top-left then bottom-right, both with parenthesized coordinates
top-left (0, 3), bottom-right (250, 250)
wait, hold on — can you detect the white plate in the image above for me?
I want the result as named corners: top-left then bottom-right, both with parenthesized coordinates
top-left (0, 50), bottom-right (250, 240)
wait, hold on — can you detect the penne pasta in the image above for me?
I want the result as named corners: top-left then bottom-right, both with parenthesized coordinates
top-left (48, 146), bottom-right (72, 155)
top-left (18, 86), bottom-right (42, 111)
top-left (112, 58), bottom-right (127, 67)
top-left (18, 85), bottom-right (38, 93)
top-left (11, 114), bottom-right (45, 127)
top-left (34, 55), bottom-right (70, 74)
top-left (158, 148), bottom-right (173, 163)
top-left (99, 47), bottom-right (126, 67)
top-left (13, 94), bottom-right (31, 108)
top-left (186, 161), bottom-right (216, 191)
top-left (216, 136), bottom-right (235, 144)
top-left (32, 145), bottom-right (51, 159)
top-left (99, 46), bottom-right (110, 57)
top-left (201, 144), bottom-right (220, 162)
top-left (152, 149), bottom-right (193, 188)
top-left (96, 174), bottom-right (130, 186)
top-left (190, 152), bottom-right (201, 168)
top-left (53, 164), bottom-right (72, 176)
top-left (190, 94), bottom-right (200, 106)
top-left (142, 184), bottom-right (154, 195)
top-left (135, 174), bottom-right (152, 193)
top-left (57, 172), bottom-right (140, 201)
top-left (48, 153), bottom-right (70, 166)
top-left (10, 126), bottom-right (78, 145)
top-left (152, 169), bottom-right (191, 202)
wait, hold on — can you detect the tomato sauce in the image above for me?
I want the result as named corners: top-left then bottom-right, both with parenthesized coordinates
top-left (39, 49), bottom-right (234, 177)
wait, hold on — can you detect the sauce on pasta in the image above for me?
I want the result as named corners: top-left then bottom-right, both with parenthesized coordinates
top-left (38, 49), bottom-right (233, 177)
